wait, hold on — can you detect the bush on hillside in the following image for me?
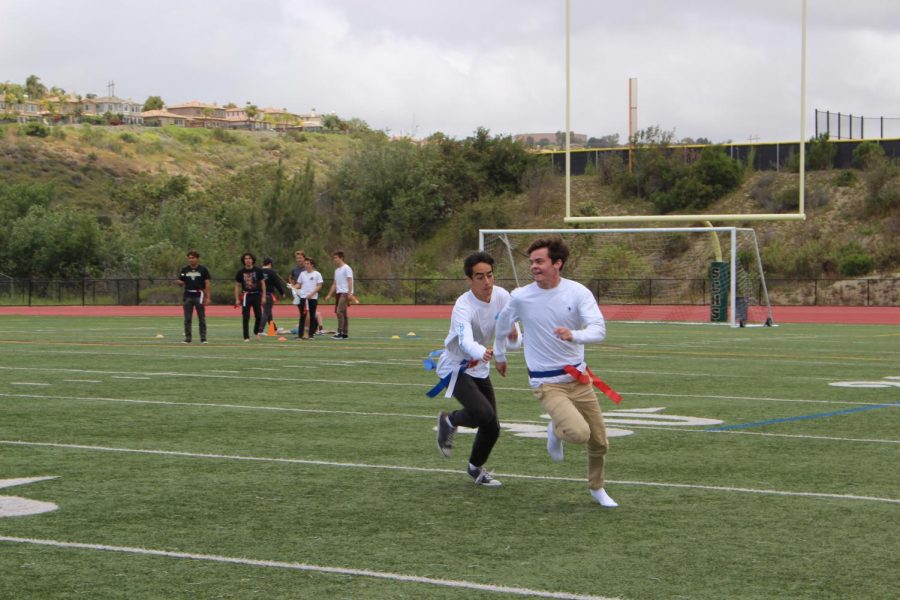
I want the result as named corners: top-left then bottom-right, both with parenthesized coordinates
top-left (833, 170), bottom-right (856, 187)
top-left (21, 122), bottom-right (49, 137)
top-left (807, 133), bottom-right (837, 170)
top-left (851, 141), bottom-right (885, 169)
top-left (616, 129), bottom-right (742, 213)
top-left (837, 243), bottom-right (875, 277)
top-left (864, 158), bottom-right (900, 212)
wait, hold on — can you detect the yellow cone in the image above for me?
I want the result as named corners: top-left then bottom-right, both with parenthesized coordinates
top-left (391, 335), bottom-right (400, 339)
top-left (155, 334), bottom-right (164, 339)
top-left (406, 332), bottom-right (417, 337)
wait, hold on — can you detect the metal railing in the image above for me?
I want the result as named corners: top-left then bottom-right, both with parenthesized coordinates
top-left (0, 277), bottom-right (897, 307)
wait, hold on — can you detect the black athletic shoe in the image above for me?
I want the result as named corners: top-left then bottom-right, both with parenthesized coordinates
top-left (468, 465), bottom-right (502, 487)
top-left (201, 339), bottom-right (208, 344)
top-left (437, 411), bottom-right (456, 457)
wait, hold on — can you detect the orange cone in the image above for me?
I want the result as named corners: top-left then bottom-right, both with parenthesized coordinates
top-left (268, 321), bottom-right (276, 337)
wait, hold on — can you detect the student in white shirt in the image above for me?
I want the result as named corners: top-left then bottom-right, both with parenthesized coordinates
top-left (324, 250), bottom-right (356, 339)
top-left (434, 252), bottom-right (517, 487)
top-left (295, 257), bottom-right (324, 339)
top-left (495, 237), bottom-right (619, 507)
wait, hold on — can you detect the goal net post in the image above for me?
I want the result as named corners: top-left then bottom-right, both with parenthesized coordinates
top-left (479, 227), bottom-right (774, 327)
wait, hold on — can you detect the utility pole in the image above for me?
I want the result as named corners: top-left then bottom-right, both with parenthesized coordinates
top-left (628, 77), bottom-right (638, 173)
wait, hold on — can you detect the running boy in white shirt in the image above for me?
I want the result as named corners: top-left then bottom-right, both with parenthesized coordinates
top-left (434, 251), bottom-right (517, 487)
top-left (494, 237), bottom-right (619, 507)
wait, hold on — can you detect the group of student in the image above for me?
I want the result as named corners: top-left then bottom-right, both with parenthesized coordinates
top-left (178, 238), bottom-right (618, 507)
top-left (433, 237), bottom-right (620, 507)
top-left (177, 248), bottom-right (357, 343)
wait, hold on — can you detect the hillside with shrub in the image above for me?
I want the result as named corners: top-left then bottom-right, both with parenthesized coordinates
top-left (1, 121), bottom-right (898, 292)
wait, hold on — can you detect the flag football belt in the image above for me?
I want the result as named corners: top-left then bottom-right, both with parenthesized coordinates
top-left (423, 350), bottom-right (479, 399)
top-left (527, 365), bottom-right (622, 404)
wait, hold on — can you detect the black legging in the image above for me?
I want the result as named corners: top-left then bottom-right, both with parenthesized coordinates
top-left (241, 293), bottom-right (263, 339)
top-left (447, 373), bottom-right (500, 468)
top-left (299, 298), bottom-right (318, 338)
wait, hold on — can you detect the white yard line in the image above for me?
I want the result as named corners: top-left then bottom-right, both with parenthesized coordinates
top-left (3, 392), bottom-right (897, 445)
top-left (0, 536), bottom-right (619, 600)
top-left (2, 439), bottom-right (897, 505)
top-left (0, 366), bottom-right (887, 406)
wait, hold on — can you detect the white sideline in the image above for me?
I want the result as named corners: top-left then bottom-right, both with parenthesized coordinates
top-left (0, 536), bottom-right (619, 600)
top-left (2, 439), bottom-right (897, 505)
top-left (2, 392), bottom-right (897, 445)
top-left (0, 365), bottom-right (887, 407)
top-left (3, 390), bottom-right (896, 444)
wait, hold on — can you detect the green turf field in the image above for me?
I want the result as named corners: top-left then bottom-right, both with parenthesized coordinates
top-left (1, 315), bottom-right (897, 599)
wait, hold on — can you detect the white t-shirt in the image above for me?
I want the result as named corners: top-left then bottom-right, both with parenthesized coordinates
top-left (436, 286), bottom-right (512, 380)
top-left (334, 264), bottom-right (353, 294)
top-left (495, 278), bottom-right (606, 388)
top-left (299, 269), bottom-right (323, 300)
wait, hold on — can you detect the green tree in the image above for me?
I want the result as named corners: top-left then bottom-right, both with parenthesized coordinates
top-left (24, 74), bottom-right (47, 99)
top-left (8, 205), bottom-right (106, 277)
top-left (142, 96), bottom-right (164, 111)
top-left (587, 134), bottom-right (620, 148)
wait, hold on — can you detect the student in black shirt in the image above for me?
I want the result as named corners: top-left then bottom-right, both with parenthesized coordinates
top-left (261, 257), bottom-right (286, 334)
top-left (176, 250), bottom-right (211, 344)
top-left (233, 252), bottom-right (266, 341)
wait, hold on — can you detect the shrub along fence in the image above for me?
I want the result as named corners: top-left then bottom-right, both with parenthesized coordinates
top-left (0, 277), bottom-right (897, 307)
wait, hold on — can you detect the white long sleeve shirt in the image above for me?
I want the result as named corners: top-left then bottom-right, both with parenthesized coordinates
top-left (494, 278), bottom-right (606, 388)
top-left (436, 286), bottom-right (512, 380)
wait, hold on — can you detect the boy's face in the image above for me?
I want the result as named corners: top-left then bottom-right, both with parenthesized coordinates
top-left (529, 247), bottom-right (562, 288)
top-left (187, 255), bottom-right (199, 268)
top-left (467, 262), bottom-right (494, 302)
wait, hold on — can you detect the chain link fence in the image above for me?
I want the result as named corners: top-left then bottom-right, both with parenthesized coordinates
top-left (0, 277), bottom-right (897, 307)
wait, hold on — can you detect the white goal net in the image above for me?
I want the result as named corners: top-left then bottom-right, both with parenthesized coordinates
top-left (480, 227), bottom-right (774, 327)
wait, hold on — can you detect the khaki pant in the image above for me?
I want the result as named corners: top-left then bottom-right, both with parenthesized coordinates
top-left (533, 381), bottom-right (609, 490)
top-left (334, 293), bottom-right (349, 336)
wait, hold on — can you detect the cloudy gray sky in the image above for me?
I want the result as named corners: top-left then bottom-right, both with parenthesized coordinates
top-left (3, 0), bottom-right (899, 142)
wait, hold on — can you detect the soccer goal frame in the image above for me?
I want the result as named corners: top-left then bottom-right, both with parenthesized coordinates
top-left (479, 226), bottom-right (774, 328)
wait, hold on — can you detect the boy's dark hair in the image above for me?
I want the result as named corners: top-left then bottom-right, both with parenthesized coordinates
top-left (463, 251), bottom-right (494, 278)
top-left (526, 237), bottom-right (569, 270)
top-left (262, 257), bottom-right (273, 266)
top-left (305, 257), bottom-right (316, 268)
top-left (186, 250), bottom-right (200, 258)
top-left (332, 250), bottom-right (345, 260)
top-left (240, 252), bottom-right (256, 264)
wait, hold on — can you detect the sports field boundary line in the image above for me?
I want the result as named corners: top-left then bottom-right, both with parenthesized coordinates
top-left (0, 366), bottom-right (889, 407)
top-left (707, 402), bottom-right (900, 431)
top-left (3, 392), bottom-right (898, 445)
top-left (3, 440), bottom-right (897, 505)
top-left (0, 536), bottom-right (619, 600)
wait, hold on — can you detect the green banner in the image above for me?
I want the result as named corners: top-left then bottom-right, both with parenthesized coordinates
top-left (710, 261), bottom-right (729, 322)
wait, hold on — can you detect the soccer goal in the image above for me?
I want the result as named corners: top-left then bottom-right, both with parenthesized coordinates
top-left (480, 227), bottom-right (774, 327)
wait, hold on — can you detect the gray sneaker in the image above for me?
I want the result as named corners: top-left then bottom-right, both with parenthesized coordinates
top-left (436, 412), bottom-right (456, 457)
top-left (547, 421), bottom-right (564, 462)
top-left (468, 465), bottom-right (502, 487)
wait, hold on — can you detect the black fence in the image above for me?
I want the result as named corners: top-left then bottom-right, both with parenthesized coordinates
top-left (0, 277), bottom-right (897, 307)
top-left (814, 110), bottom-right (900, 140)
top-left (547, 138), bottom-right (900, 175)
